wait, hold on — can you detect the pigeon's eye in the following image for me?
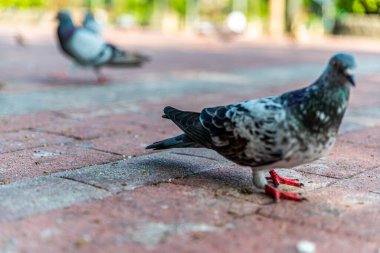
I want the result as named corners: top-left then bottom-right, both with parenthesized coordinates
top-left (332, 61), bottom-right (339, 69)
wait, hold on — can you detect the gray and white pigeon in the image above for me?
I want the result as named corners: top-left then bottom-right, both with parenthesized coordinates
top-left (147, 53), bottom-right (356, 201)
top-left (82, 10), bottom-right (102, 35)
top-left (56, 10), bottom-right (150, 83)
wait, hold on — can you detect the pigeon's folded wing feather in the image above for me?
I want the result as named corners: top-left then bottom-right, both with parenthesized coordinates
top-left (200, 98), bottom-right (289, 166)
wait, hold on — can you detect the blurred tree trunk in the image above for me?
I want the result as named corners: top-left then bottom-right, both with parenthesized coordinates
top-left (185, 0), bottom-right (199, 32)
top-left (152, 0), bottom-right (169, 29)
top-left (105, 0), bottom-right (113, 8)
top-left (269, 0), bottom-right (285, 37)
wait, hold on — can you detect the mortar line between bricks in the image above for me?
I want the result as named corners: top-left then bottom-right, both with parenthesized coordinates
top-left (12, 128), bottom-right (132, 156)
top-left (29, 127), bottom-right (133, 143)
top-left (308, 180), bottom-right (339, 191)
top-left (0, 126), bottom-right (55, 134)
top-left (170, 151), bottom-right (222, 162)
top-left (344, 165), bottom-right (380, 179)
top-left (0, 137), bottom-right (124, 159)
top-left (28, 128), bottom-right (87, 141)
top-left (117, 150), bottom-right (226, 163)
top-left (369, 190), bottom-right (380, 195)
top-left (0, 111), bottom-right (81, 134)
top-left (0, 143), bottom-right (71, 155)
top-left (296, 165), bottom-right (380, 194)
top-left (57, 176), bottom-right (111, 192)
top-left (64, 143), bottom-right (125, 157)
top-left (298, 164), bottom-right (380, 180)
top-left (298, 171), bottom-right (344, 179)
top-left (0, 140), bottom-right (78, 156)
top-left (0, 128), bottom-right (76, 145)
top-left (30, 123), bottom-right (150, 142)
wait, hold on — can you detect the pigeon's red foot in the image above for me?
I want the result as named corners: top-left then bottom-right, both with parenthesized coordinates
top-left (96, 76), bottom-right (109, 84)
top-left (266, 169), bottom-right (303, 188)
top-left (265, 185), bottom-right (306, 202)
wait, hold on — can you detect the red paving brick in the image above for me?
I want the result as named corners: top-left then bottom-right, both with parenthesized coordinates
top-left (0, 130), bottom-right (73, 154)
top-left (257, 167), bottom-right (380, 243)
top-left (0, 183), bottom-right (251, 251)
top-left (296, 143), bottom-right (380, 179)
top-left (0, 112), bottom-right (62, 132)
top-left (0, 145), bottom-right (120, 182)
top-left (37, 112), bottom-right (177, 140)
top-left (338, 127), bottom-right (380, 150)
top-left (84, 131), bottom-right (169, 156)
top-left (158, 216), bottom-right (378, 253)
top-left (1, 183), bottom-right (378, 253)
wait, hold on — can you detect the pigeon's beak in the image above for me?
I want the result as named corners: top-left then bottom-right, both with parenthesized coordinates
top-left (344, 68), bottom-right (355, 87)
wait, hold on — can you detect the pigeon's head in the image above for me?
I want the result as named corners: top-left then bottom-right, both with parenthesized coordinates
top-left (84, 11), bottom-right (95, 22)
top-left (326, 53), bottom-right (356, 87)
top-left (56, 10), bottom-right (73, 25)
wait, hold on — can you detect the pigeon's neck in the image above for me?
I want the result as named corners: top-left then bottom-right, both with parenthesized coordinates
top-left (283, 78), bottom-right (350, 134)
top-left (58, 21), bottom-right (76, 42)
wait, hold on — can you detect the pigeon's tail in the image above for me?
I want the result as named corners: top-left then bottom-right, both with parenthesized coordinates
top-left (146, 134), bottom-right (197, 150)
top-left (107, 45), bottom-right (150, 67)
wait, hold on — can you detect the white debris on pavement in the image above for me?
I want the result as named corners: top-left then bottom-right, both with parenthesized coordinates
top-left (296, 240), bottom-right (316, 253)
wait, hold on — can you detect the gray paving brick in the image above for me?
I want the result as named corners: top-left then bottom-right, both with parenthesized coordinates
top-left (54, 149), bottom-right (230, 193)
top-left (0, 177), bottom-right (110, 222)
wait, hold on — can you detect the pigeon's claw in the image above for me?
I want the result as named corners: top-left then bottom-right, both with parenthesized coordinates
top-left (267, 169), bottom-right (303, 188)
top-left (265, 185), bottom-right (306, 202)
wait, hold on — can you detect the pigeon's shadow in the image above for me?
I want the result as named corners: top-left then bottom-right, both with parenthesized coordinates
top-left (41, 76), bottom-right (108, 87)
top-left (142, 155), bottom-right (279, 205)
top-left (143, 154), bottom-right (254, 193)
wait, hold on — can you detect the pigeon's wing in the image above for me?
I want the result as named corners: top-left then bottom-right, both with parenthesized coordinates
top-left (163, 106), bottom-right (213, 148)
top-left (200, 97), bottom-right (289, 166)
top-left (65, 28), bottom-right (112, 65)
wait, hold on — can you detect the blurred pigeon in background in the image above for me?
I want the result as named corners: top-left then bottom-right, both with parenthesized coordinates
top-left (56, 10), bottom-right (150, 83)
top-left (14, 32), bottom-right (26, 47)
top-left (147, 53), bottom-right (356, 202)
top-left (82, 10), bottom-right (102, 35)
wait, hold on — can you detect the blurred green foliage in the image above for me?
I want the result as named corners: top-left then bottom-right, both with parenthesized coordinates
top-left (170, 0), bottom-right (187, 17)
top-left (0, 0), bottom-right (45, 8)
top-left (111, 0), bottom-right (154, 26)
top-left (1, 0), bottom-right (380, 26)
top-left (337, 0), bottom-right (380, 14)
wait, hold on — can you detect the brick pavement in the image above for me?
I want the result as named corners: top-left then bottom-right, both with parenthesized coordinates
top-left (0, 25), bottom-right (380, 253)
